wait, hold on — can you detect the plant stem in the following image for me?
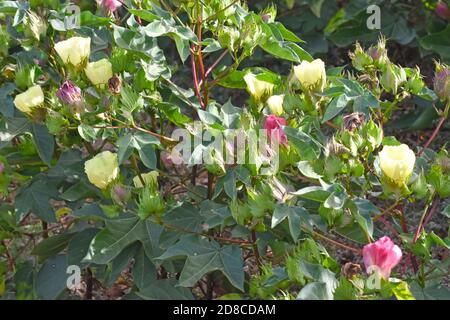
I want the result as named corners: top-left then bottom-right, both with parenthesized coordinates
top-left (413, 198), bottom-right (439, 243)
top-left (130, 154), bottom-right (145, 186)
top-left (251, 230), bottom-right (262, 274)
top-left (418, 116), bottom-right (446, 156)
top-left (310, 229), bottom-right (361, 254)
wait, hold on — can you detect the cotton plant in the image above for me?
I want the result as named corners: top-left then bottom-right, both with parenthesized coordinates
top-left (0, 0), bottom-right (448, 301)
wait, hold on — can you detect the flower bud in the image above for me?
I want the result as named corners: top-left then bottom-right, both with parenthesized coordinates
top-left (244, 73), bottom-right (274, 102)
top-left (267, 94), bottom-right (284, 116)
top-left (293, 59), bottom-right (326, 92)
top-left (379, 144), bottom-right (416, 187)
top-left (433, 62), bottom-right (450, 101)
top-left (367, 37), bottom-right (388, 66)
top-left (85, 59), bottom-right (113, 87)
top-left (108, 75), bottom-right (122, 95)
top-left (56, 81), bottom-right (82, 105)
top-left (363, 236), bottom-right (402, 279)
top-left (380, 63), bottom-right (406, 95)
top-left (133, 171), bottom-right (159, 189)
top-left (436, 1), bottom-right (450, 20)
top-left (13, 85), bottom-right (44, 114)
top-left (264, 115), bottom-right (288, 147)
top-left (260, 5), bottom-right (276, 23)
top-left (84, 151), bottom-right (119, 189)
top-left (54, 37), bottom-right (91, 68)
top-left (0, 162), bottom-right (4, 175)
top-left (111, 184), bottom-right (130, 206)
top-left (101, 0), bottom-right (123, 13)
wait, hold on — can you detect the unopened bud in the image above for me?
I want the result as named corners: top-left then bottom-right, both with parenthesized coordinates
top-left (111, 184), bottom-right (130, 206)
top-left (56, 81), bottom-right (82, 105)
top-left (433, 62), bottom-right (450, 101)
top-left (436, 1), bottom-right (450, 20)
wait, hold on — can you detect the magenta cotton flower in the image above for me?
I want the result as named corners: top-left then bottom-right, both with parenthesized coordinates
top-left (436, 1), bottom-right (450, 20)
top-left (363, 236), bottom-right (402, 279)
top-left (56, 81), bottom-right (82, 105)
top-left (101, 0), bottom-right (123, 13)
top-left (264, 115), bottom-right (288, 147)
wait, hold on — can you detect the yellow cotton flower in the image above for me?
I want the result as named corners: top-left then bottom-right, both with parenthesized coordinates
top-left (244, 73), bottom-right (274, 102)
top-left (133, 171), bottom-right (159, 188)
top-left (84, 151), bottom-right (119, 189)
top-left (54, 37), bottom-right (91, 67)
top-left (379, 144), bottom-right (416, 186)
top-left (293, 59), bottom-right (326, 92)
top-left (13, 85), bottom-right (44, 114)
top-left (267, 94), bottom-right (284, 115)
top-left (85, 59), bottom-right (113, 87)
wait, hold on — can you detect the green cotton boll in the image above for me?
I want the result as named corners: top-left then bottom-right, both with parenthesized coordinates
top-left (137, 186), bottom-right (165, 220)
top-left (380, 63), bottom-right (406, 95)
top-left (14, 66), bottom-right (37, 91)
top-left (45, 114), bottom-right (69, 135)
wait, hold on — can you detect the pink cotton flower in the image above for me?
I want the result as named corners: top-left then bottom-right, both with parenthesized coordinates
top-left (436, 1), bottom-right (450, 20)
top-left (263, 115), bottom-right (288, 147)
top-left (363, 236), bottom-right (402, 279)
top-left (101, 0), bottom-right (123, 13)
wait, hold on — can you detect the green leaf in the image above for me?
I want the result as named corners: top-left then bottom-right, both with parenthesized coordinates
top-left (15, 180), bottom-right (58, 222)
top-left (272, 205), bottom-right (312, 241)
top-left (260, 40), bottom-right (312, 63)
top-left (297, 161), bottom-right (322, 179)
top-left (32, 233), bottom-right (76, 261)
top-left (297, 282), bottom-right (331, 300)
top-left (84, 217), bottom-right (147, 264)
top-left (67, 228), bottom-right (100, 266)
top-left (77, 124), bottom-right (98, 142)
top-left (0, 83), bottom-right (16, 117)
top-left (36, 254), bottom-right (69, 300)
top-left (292, 186), bottom-right (330, 202)
top-left (136, 279), bottom-right (194, 300)
top-left (163, 203), bottom-right (203, 233)
top-left (117, 132), bottom-right (159, 166)
top-left (270, 22), bottom-right (303, 42)
top-left (133, 246), bottom-right (157, 290)
top-left (297, 261), bottom-right (337, 300)
top-left (419, 25), bottom-right (450, 62)
top-left (322, 94), bottom-right (350, 122)
top-left (157, 235), bottom-right (244, 291)
top-left (31, 123), bottom-right (54, 166)
top-left (128, 9), bottom-right (159, 22)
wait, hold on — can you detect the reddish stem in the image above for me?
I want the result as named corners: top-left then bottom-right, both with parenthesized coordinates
top-left (418, 116), bottom-right (445, 156)
top-left (190, 44), bottom-right (204, 109)
top-left (413, 199), bottom-right (439, 243)
top-left (205, 50), bottom-right (228, 78)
